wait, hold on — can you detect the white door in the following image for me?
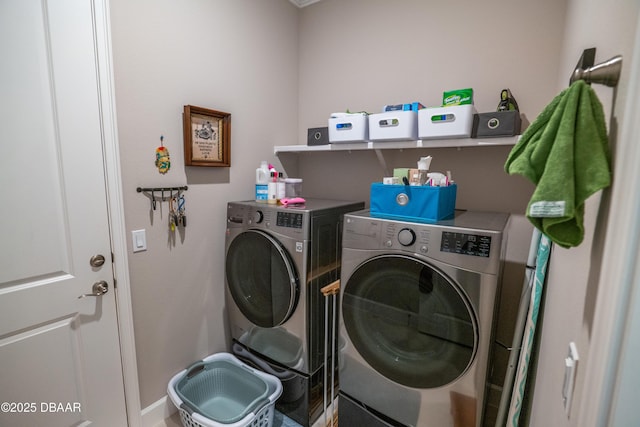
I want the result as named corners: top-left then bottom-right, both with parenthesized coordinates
top-left (0, 1), bottom-right (128, 426)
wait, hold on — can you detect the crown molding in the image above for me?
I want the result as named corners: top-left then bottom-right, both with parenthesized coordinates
top-left (289, 0), bottom-right (323, 8)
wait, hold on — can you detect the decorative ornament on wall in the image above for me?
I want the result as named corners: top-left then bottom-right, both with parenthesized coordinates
top-left (155, 135), bottom-right (171, 174)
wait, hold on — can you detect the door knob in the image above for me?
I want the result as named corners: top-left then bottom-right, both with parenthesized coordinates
top-left (78, 281), bottom-right (109, 299)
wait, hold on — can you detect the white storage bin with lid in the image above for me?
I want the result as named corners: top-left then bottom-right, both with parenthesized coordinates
top-left (368, 110), bottom-right (418, 141)
top-left (328, 113), bottom-right (369, 143)
top-left (168, 352), bottom-right (283, 427)
top-left (418, 104), bottom-right (477, 139)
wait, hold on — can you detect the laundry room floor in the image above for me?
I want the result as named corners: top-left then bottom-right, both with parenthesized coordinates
top-left (155, 409), bottom-right (330, 427)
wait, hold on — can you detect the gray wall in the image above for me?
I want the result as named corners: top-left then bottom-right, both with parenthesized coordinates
top-left (290, 0), bottom-right (567, 216)
top-left (292, 1), bottom-right (640, 426)
top-left (528, 0), bottom-right (640, 426)
top-left (109, 0), bottom-right (299, 408)
top-left (109, 1), bottom-right (639, 424)
top-left (290, 1), bottom-right (566, 423)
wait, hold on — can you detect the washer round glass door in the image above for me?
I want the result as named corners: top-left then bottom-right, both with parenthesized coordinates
top-left (226, 230), bottom-right (299, 327)
top-left (342, 254), bottom-right (477, 388)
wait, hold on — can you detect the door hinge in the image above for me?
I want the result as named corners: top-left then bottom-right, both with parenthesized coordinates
top-left (110, 252), bottom-right (117, 289)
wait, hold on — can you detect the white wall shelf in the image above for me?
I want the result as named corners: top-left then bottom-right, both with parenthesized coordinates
top-left (274, 136), bottom-right (519, 155)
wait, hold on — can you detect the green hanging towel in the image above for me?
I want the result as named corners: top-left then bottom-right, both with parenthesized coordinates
top-left (504, 80), bottom-right (611, 248)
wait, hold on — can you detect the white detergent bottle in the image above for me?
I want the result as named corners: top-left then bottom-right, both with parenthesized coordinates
top-left (255, 161), bottom-right (269, 202)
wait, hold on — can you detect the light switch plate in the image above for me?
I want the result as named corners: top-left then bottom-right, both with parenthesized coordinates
top-left (132, 229), bottom-right (147, 252)
top-left (563, 342), bottom-right (579, 416)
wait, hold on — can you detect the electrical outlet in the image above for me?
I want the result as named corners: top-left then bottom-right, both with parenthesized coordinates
top-left (562, 342), bottom-right (579, 416)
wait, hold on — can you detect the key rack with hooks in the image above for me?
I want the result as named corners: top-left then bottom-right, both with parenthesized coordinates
top-left (136, 186), bottom-right (188, 211)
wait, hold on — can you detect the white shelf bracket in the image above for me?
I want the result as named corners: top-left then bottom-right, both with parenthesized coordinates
top-left (374, 148), bottom-right (390, 176)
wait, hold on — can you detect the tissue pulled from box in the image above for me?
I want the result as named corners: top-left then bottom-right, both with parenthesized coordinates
top-left (417, 156), bottom-right (432, 170)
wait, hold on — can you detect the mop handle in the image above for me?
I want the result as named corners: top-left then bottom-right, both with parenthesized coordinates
top-left (321, 280), bottom-right (340, 426)
top-left (321, 280), bottom-right (340, 296)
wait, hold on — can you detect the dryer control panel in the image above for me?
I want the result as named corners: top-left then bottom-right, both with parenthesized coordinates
top-left (276, 211), bottom-right (304, 228)
top-left (342, 210), bottom-right (507, 275)
top-left (440, 231), bottom-right (492, 257)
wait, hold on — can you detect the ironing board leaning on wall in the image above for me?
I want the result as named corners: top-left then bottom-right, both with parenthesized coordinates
top-left (494, 229), bottom-right (549, 427)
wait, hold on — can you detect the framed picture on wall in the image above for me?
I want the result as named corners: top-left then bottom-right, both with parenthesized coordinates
top-left (183, 105), bottom-right (231, 167)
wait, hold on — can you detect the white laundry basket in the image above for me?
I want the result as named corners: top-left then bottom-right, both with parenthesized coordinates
top-left (168, 352), bottom-right (283, 427)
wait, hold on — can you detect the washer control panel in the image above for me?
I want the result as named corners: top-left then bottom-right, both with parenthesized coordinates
top-left (227, 202), bottom-right (309, 238)
top-left (440, 231), bottom-right (492, 258)
top-left (397, 228), bottom-right (416, 246)
top-left (342, 211), bottom-right (506, 274)
top-left (380, 224), bottom-right (492, 258)
top-left (276, 211), bottom-right (303, 228)
top-left (380, 222), bottom-right (431, 252)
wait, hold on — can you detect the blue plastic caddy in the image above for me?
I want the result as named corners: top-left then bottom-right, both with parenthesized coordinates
top-left (370, 183), bottom-right (457, 223)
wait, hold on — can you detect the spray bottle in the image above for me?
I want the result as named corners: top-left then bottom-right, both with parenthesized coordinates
top-left (277, 172), bottom-right (286, 202)
top-left (268, 171), bottom-right (278, 204)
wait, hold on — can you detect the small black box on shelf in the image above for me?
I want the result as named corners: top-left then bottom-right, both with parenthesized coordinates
top-left (472, 111), bottom-right (521, 138)
top-left (307, 127), bottom-right (329, 146)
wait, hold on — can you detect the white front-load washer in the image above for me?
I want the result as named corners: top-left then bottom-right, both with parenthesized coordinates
top-left (338, 210), bottom-right (509, 427)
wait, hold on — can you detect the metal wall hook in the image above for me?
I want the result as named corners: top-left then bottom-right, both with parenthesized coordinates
top-left (137, 186), bottom-right (188, 193)
top-left (137, 186), bottom-right (188, 210)
top-left (570, 50), bottom-right (623, 87)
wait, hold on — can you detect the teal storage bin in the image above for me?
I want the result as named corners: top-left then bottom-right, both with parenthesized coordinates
top-left (370, 183), bottom-right (457, 222)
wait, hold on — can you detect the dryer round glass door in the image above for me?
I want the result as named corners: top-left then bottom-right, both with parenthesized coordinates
top-left (226, 230), bottom-right (299, 327)
top-left (342, 254), bottom-right (478, 388)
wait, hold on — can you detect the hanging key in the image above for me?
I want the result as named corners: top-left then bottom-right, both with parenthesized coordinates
top-left (178, 194), bottom-right (186, 227)
top-left (174, 197), bottom-right (181, 230)
top-left (169, 197), bottom-right (177, 232)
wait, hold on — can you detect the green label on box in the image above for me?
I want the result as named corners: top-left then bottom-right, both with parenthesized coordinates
top-left (443, 88), bottom-right (474, 106)
top-left (393, 168), bottom-right (410, 179)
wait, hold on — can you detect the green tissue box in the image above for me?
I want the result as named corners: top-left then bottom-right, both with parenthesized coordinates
top-left (443, 88), bottom-right (474, 106)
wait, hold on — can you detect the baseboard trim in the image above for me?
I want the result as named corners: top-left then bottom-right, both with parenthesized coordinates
top-left (141, 395), bottom-right (177, 427)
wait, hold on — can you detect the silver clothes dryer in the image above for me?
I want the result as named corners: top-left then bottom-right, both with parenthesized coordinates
top-left (338, 210), bottom-right (509, 427)
top-left (224, 199), bottom-right (363, 426)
